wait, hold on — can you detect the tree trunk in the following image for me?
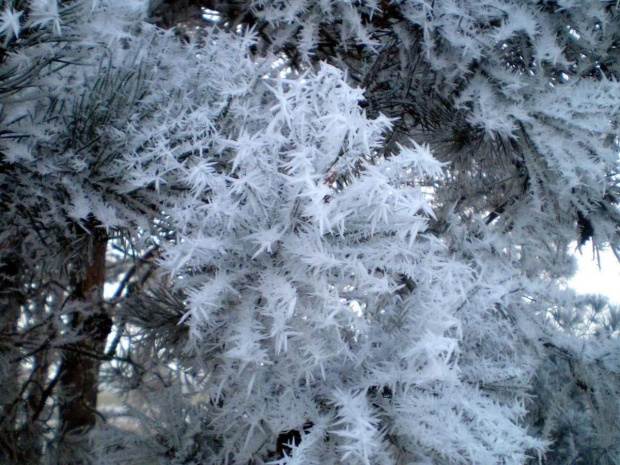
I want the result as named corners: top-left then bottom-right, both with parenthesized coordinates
top-left (58, 227), bottom-right (112, 460)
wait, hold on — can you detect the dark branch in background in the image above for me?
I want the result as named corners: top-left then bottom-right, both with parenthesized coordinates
top-left (106, 245), bottom-right (160, 358)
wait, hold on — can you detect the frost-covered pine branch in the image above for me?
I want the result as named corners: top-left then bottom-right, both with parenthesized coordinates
top-left (1, 0), bottom-right (619, 463)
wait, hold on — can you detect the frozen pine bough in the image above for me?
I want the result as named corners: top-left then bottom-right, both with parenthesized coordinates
top-left (0, 0), bottom-right (619, 463)
top-left (103, 53), bottom-right (546, 463)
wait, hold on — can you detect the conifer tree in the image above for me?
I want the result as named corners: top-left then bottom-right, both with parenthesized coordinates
top-left (0, 0), bottom-right (618, 463)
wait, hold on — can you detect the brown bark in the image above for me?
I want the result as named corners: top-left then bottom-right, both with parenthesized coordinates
top-left (58, 227), bottom-right (112, 443)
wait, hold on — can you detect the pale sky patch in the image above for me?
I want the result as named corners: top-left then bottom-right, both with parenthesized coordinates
top-left (570, 245), bottom-right (620, 305)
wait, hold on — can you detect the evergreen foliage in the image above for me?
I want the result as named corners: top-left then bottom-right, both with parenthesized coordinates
top-left (0, 0), bottom-right (619, 463)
